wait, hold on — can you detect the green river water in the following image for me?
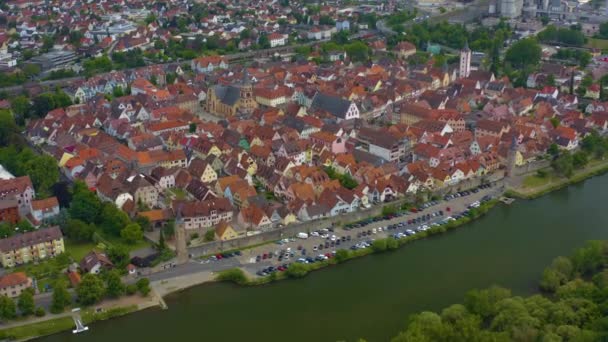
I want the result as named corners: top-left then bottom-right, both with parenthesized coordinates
top-left (39, 175), bottom-right (608, 342)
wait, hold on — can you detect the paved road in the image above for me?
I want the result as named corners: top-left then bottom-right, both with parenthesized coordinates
top-left (30, 182), bottom-right (502, 310)
top-left (244, 184), bottom-right (503, 275)
top-left (148, 182), bottom-right (503, 280)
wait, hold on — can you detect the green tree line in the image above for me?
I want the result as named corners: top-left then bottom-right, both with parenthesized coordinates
top-left (390, 240), bottom-right (608, 341)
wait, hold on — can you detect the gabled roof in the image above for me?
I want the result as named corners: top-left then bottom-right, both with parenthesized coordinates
top-left (310, 92), bottom-right (353, 119)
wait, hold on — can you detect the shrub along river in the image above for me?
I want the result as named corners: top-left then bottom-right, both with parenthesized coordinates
top-left (39, 175), bottom-right (608, 342)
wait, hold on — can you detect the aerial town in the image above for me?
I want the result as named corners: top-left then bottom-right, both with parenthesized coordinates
top-left (1, 0), bottom-right (608, 339)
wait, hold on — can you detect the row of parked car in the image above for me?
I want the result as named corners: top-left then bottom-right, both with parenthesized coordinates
top-left (208, 250), bottom-right (242, 262)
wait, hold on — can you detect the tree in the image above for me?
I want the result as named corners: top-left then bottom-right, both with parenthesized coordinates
top-left (10, 96), bottom-right (30, 122)
top-left (372, 239), bottom-right (388, 252)
top-left (136, 215), bottom-right (151, 232)
top-left (392, 311), bottom-right (446, 341)
top-left (106, 245), bottom-right (130, 270)
top-left (552, 152), bottom-right (574, 177)
top-left (258, 33), bottom-right (270, 49)
top-left (121, 223), bottom-right (143, 244)
top-left (69, 181), bottom-right (101, 223)
top-left (440, 304), bottom-right (484, 341)
top-left (126, 284), bottom-right (137, 295)
top-left (17, 289), bottom-right (34, 316)
top-left (464, 286), bottom-right (512, 319)
top-left (239, 29), bottom-right (252, 40)
top-left (505, 38), bottom-right (541, 69)
top-left (541, 16), bottom-right (550, 26)
top-left (100, 202), bottom-right (129, 236)
top-left (0, 223), bottom-right (13, 238)
top-left (0, 110), bottom-right (17, 147)
top-left (30, 93), bottom-right (55, 118)
top-left (112, 86), bottom-right (125, 98)
top-left (64, 219), bottom-right (95, 242)
top-left (382, 205), bottom-right (397, 216)
top-left (571, 241), bottom-right (605, 276)
top-left (163, 219), bottom-right (175, 238)
top-left (556, 278), bottom-right (598, 300)
top-left (286, 263), bottom-right (309, 278)
top-left (104, 270), bottom-right (125, 298)
top-left (136, 278), bottom-right (150, 296)
top-left (23, 154), bottom-right (59, 197)
top-left (335, 249), bottom-right (350, 263)
top-left (157, 230), bottom-right (167, 251)
top-left (22, 63), bottom-right (41, 78)
top-left (145, 13), bottom-right (157, 24)
top-left (601, 22), bottom-right (608, 39)
top-left (189, 122), bottom-right (197, 133)
top-left (490, 297), bottom-right (540, 333)
top-left (0, 295), bottom-right (16, 320)
top-left (387, 238), bottom-right (399, 250)
top-left (51, 280), bottom-right (71, 314)
top-left (77, 274), bottom-right (105, 305)
top-left (572, 151), bottom-right (588, 169)
top-left (550, 117), bottom-right (560, 128)
top-left (41, 35), bottom-right (55, 52)
top-left (166, 72), bottom-right (177, 85)
top-left (547, 74), bottom-right (556, 87)
top-left (540, 268), bottom-right (562, 292)
top-left (204, 229), bottom-right (215, 242)
top-left (548, 143), bottom-right (560, 156)
top-left (344, 41), bottom-right (370, 62)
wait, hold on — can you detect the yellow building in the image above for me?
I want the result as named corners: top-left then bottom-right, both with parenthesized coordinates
top-left (215, 222), bottom-right (239, 241)
top-left (0, 227), bottom-right (65, 268)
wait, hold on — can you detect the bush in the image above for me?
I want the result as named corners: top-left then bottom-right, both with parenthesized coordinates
top-left (35, 307), bottom-right (45, 317)
top-left (136, 278), bottom-right (151, 296)
top-left (204, 230), bottom-right (215, 242)
top-left (387, 238), bottom-right (399, 250)
top-left (536, 169), bottom-right (548, 178)
top-left (372, 239), bottom-right (388, 252)
top-left (126, 284), bottom-right (137, 295)
top-left (335, 249), bottom-right (351, 263)
top-left (381, 205), bottom-right (397, 216)
top-left (216, 269), bottom-right (248, 285)
top-left (286, 263), bottom-right (309, 278)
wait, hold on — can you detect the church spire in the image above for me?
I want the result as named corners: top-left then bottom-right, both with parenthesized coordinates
top-left (242, 67), bottom-right (251, 86)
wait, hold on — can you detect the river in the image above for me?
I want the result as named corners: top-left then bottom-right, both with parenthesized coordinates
top-left (39, 175), bottom-right (608, 342)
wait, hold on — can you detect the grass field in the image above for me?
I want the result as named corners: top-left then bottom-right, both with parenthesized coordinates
top-left (102, 234), bottom-right (151, 253)
top-left (522, 173), bottom-right (554, 188)
top-left (64, 240), bottom-right (98, 261)
top-left (0, 317), bottom-right (74, 340)
top-left (0, 305), bottom-right (139, 341)
top-left (586, 38), bottom-right (608, 50)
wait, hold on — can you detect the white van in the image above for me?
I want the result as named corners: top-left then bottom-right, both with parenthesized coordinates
top-left (297, 232), bottom-right (308, 239)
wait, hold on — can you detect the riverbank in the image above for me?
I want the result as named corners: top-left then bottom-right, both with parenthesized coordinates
top-left (215, 199), bottom-right (501, 287)
top-left (507, 158), bottom-right (608, 199)
top-left (34, 173), bottom-right (608, 342)
top-left (4, 162), bottom-right (601, 340)
top-left (0, 197), bottom-right (501, 341)
top-left (0, 293), bottom-right (159, 341)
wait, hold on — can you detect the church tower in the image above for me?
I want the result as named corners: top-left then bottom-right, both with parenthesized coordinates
top-left (506, 135), bottom-right (519, 178)
top-left (459, 41), bottom-right (472, 79)
top-left (238, 68), bottom-right (257, 113)
top-left (174, 206), bottom-right (189, 265)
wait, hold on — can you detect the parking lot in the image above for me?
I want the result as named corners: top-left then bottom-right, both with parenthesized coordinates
top-left (199, 183), bottom-right (503, 277)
